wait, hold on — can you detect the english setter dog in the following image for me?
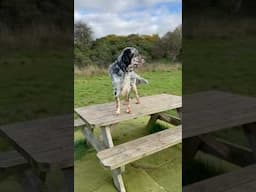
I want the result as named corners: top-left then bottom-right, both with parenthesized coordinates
top-left (109, 47), bottom-right (148, 115)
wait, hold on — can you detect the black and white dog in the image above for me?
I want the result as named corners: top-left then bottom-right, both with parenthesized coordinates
top-left (109, 47), bottom-right (148, 115)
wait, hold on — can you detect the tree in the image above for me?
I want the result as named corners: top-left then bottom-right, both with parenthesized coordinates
top-left (74, 21), bottom-right (93, 50)
top-left (168, 25), bottom-right (182, 61)
top-left (152, 25), bottom-right (182, 61)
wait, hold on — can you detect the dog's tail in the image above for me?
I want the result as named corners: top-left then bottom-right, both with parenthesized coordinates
top-left (135, 73), bottom-right (149, 85)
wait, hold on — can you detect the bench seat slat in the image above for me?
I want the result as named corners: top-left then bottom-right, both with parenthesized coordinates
top-left (183, 164), bottom-right (256, 192)
top-left (0, 151), bottom-right (27, 168)
top-left (97, 126), bottom-right (181, 170)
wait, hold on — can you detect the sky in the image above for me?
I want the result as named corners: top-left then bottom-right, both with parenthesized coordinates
top-left (74, 0), bottom-right (182, 38)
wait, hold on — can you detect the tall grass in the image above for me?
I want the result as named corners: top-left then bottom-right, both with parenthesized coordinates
top-left (0, 24), bottom-right (72, 49)
top-left (74, 62), bottom-right (181, 77)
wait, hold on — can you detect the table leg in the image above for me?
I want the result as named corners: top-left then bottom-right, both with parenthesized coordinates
top-left (176, 107), bottom-right (182, 119)
top-left (83, 127), bottom-right (104, 151)
top-left (146, 113), bottom-right (160, 129)
top-left (112, 168), bottom-right (126, 192)
top-left (183, 137), bottom-right (201, 162)
top-left (243, 123), bottom-right (256, 160)
top-left (100, 126), bottom-right (126, 192)
top-left (100, 126), bottom-right (114, 148)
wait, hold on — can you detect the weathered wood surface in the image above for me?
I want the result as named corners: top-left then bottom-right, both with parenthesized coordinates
top-left (183, 91), bottom-right (256, 138)
top-left (183, 164), bottom-right (256, 192)
top-left (158, 113), bottom-right (181, 125)
top-left (83, 127), bottom-right (104, 151)
top-left (75, 94), bottom-right (182, 127)
top-left (74, 118), bottom-right (85, 128)
top-left (199, 135), bottom-right (255, 166)
top-left (0, 115), bottom-right (73, 168)
top-left (0, 150), bottom-right (27, 168)
top-left (97, 126), bottom-right (181, 170)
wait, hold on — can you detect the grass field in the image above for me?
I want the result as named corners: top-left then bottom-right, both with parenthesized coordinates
top-left (74, 68), bottom-right (182, 192)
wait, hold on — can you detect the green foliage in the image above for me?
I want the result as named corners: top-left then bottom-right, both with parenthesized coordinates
top-left (74, 24), bottom-right (182, 67)
top-left (152, 25), bottom-right (182, 61)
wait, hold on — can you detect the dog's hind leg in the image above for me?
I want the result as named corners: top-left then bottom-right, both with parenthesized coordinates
top-left (131, 83), bottom-right (140, 104)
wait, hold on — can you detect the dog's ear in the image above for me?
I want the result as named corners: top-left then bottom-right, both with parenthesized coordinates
top-left (121, 49), bottom-right (133, 66)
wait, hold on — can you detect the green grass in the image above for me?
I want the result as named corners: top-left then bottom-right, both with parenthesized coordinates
top-left (74, 69), bottom-right (182, 108)
top-left (183, 37), bottom-right (256, 96)
top-left (0, 49), bottom-right (73, 124)
top-left (75, 69), bottom-right (182, 192)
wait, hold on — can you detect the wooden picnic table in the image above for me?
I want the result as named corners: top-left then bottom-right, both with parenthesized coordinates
top-left (183, 90), bottom-right (256, 190)
top-left (75, 94), bottom-right (182, 192)
top-left (0, 115), bottom-right (73, 180)
top-left (182, 90), bottom-right (256, 165)
top-left (75, 94), bottom-right (182, 151)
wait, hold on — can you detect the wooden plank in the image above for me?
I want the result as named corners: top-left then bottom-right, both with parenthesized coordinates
top-left (75, 94), bottom-right (182, 127)
top-left (183, 91), bottom-right (256, 138)
top-left (111, 168), bottom-right (126, 192)
top-left (199, 135), bottom-right (255, 166)
top-left (0, 150), bottom-right (27, 168)
top-left (146, 113), bottom-right (160, 129)
top-left (183, 164), bottom-right (256, 192)
top-left (74, 118), bottom-right (85, 128)
top-left (100, 126), bottom-right (114, 148)
top-left (97, 126), bottom-right (181, 170)
top-left (158, 113), bottom-right (181, 125)
top-left (183, 137), bottom-right (202, 163)
top-left (83, 127), bottom-right (105, 152)
top-left (0, 115), bottom-right (73, 168)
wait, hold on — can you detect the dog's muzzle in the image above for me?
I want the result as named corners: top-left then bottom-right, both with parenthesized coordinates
top-left (132, 56), bottom-right (145, 67)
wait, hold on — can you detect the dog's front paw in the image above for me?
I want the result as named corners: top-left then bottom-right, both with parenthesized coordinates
top-left (135, 100), bottom-right (140, 104)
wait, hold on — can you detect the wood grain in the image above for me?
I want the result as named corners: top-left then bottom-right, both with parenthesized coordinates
top-left (183, 91), bottom-right (256, 138)
top-left (184, 164), bottom-right (256, 192)
top-left (75, 94), bottom-right (182, 127)
top-left (0, 114), bottom-right (73, 168)
top-left (97, 126), bottom-right (181, 170)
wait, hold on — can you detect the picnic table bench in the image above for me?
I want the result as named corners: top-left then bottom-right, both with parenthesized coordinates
top-left (75, 94), bottom-right (182, 192)
top-left (183, 164), bottom-right (256, 192)
top-left (183, 90), bottom-right (256, 191)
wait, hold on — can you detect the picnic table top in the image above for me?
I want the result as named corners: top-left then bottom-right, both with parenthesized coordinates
top-left (75, 94), bottom-right (182, 127)
top-left (183, 90), bottom-right (256, 138)
top-left (0, 115), bottom-right (73, 168)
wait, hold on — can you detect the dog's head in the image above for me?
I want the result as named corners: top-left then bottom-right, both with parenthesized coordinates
top-left (119, 47), bottom-right (145, 70)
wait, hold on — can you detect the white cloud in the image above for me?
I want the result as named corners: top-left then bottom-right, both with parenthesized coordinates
top-left (75, 0), bottom-right (181, 12)
top-left (74, 0), bottom-right (181, 38)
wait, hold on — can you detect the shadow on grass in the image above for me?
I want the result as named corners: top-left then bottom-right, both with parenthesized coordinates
top-left (183, 158), bottom-right (226, 186)
top-left (148, 122), bottom-right (170, 134)
top-left (74, 140), bottom-right (90, 161)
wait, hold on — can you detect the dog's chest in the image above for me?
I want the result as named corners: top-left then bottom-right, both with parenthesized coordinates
top-left (121, 73), bottom-right (131, 96)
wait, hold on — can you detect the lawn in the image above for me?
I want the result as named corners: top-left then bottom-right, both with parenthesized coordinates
top-left (74, 69), bottom-right (182, 192)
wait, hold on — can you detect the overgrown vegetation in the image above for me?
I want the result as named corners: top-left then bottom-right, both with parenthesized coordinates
top-left (74, 22), bottom-right (182, 68)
